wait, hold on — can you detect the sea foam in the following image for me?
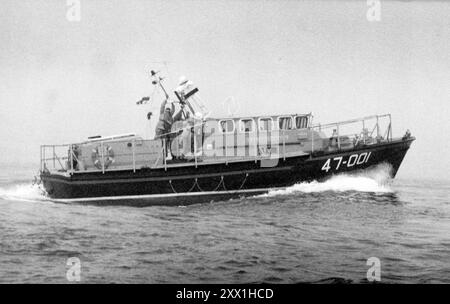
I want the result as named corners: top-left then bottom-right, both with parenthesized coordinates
top-left (0, 183), bottom-right (48, 202)
top-left (265, 163), bottom-right (394, 197)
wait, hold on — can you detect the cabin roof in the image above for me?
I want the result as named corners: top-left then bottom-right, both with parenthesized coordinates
top-left (207, 113), bottom-right (312, 121)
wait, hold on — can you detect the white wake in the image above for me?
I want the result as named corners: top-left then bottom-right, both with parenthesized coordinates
top-left (0, 183), bottom-right (48, 202)
top-left (265, 163), bottom-right (394, 196)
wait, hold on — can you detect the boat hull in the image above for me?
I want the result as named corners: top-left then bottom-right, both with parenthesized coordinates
top-left (40, 138), bottom-right (414, 205)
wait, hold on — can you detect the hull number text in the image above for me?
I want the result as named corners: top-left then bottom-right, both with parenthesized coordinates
top-left (321, 152), bottom-right (372, 173)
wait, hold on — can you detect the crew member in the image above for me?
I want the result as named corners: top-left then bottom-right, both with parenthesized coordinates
top-left (330, 129), bottom-right (338, 149)
top-left (155, 99), bottom-right (185, 160)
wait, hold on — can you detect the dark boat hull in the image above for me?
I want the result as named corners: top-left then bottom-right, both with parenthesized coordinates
top-left (40, 138), bottom-right (414, 205)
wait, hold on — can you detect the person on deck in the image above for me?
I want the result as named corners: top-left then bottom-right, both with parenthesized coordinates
top-left (155, 99), bottom-right (185, 160)
top-left (330, 129), bottom-right (339, 149)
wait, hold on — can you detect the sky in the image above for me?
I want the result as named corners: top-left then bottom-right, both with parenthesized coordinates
top-left (0, 0), bottom-right (449, 180)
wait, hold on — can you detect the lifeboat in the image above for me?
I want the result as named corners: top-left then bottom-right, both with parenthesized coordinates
top-left (39, 70), bottom-right (415, 205)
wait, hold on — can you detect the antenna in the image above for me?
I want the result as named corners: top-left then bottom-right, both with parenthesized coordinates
top-left (150, 70), bottom-right (169, 99)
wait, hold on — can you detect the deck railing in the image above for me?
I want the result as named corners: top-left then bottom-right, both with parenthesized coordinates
top-left (310, 114), bottom-right (392, 154)
top-left (40, 114), bottom-right (393, 174)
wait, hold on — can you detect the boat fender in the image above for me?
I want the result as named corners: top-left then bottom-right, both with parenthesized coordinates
top-left (91, 145), bottom-right (115, 169)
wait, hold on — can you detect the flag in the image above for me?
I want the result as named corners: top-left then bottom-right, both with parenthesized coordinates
top-left (136, 96), bottom-right (150, 105)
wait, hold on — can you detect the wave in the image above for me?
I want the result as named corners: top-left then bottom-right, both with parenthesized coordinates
top-left (0, 183), bottom-right (49, 202)
top-left (265, 163), bottom-right (394, 197)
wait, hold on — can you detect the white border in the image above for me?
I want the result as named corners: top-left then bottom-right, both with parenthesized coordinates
top-left (218, 119), bottom-right (236, 134)
top-left (257, 117), bottom-right (275, 131)
top-left (238, 118), bottom-right (256, 133)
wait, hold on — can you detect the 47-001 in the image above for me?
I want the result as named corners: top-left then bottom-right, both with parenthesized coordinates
top-left (321, 152), bottom-right (372, 172)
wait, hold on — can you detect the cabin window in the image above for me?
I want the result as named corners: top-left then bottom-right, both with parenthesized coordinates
top-left (278, 116), bottom-right (293, 130)
top-left (239, 119), bottom-right (255, 133)
top-left (258, 117), bottom-right (273, 131)
top-left (219, 119), bottom-right (235, 133)
top-left (295, 116), bottom-right (309, 129)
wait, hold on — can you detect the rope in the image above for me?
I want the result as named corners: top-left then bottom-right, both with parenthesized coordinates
top-left (216, 176), bottom-right (225, 192)
top-left (222, 176), bottom-right (227, 191)
top-left (168, 180), bottom-right (177, 194)
top-left (169, 174), bottom-right (247, 194)
top-left (187, 180), bottom-right (197, 193)
top-left (195, 176), bottom-right (224, 192)
top-left (222, 173), bottom-right (248, 192)
top-left (169, 179), bottom-right (197, 194)
top-left (238, 173), bottom-right (249, 190)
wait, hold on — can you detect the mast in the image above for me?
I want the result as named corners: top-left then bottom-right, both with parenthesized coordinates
top-left (147, 70), bottom-right (210, 120)
top-left (151, 70), bottom-right (169, 99)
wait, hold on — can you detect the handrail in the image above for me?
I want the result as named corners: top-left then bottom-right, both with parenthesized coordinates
top-left (311, 114), bottom-right (390, 129)
top-left (54, 153), bottom-right (64, 170)
top-left (388, 114), bottom-right (392, 141)
top-left (163, 138), bottom-right (167, 171)
top-left (337, 125), bottom-right (341, 150)
top-left (70, 145), bottom-right (73, 173)
top-left (194, 128), bottom-right (197, 168)
top-left (309, 114), bottom-right (391, 150)
top-left (362, 120), bottom-right (366, 144)
top-left (102, 141), bottom-right (106, 173)
top-left (40, 113), bottom-right (394, 174)
top-left (39, 114), bottom-right (390, 149)
top-left (132, 139), bottom-right (136, 173)
top-left (40, 146), bottom-right (42, 172)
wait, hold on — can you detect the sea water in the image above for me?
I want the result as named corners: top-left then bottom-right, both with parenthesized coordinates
top-left (0, 163), bottom-right (448, 283)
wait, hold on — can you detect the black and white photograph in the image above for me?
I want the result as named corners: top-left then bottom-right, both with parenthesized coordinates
top-left (0, 0), bottom-right (449, 290)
